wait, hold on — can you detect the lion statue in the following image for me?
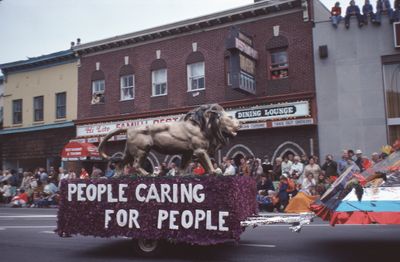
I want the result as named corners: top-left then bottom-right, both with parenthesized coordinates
top-left (98, 104), bottom-right (240, 175)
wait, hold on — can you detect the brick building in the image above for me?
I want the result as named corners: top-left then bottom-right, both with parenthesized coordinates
top-left (73, 0), bottom-right (318, 171)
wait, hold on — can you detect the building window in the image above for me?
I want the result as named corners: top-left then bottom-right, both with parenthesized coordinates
top-left (270, 51), bottom-right (288, 80)
top-left (92, 79), bottom-right (105, 104)
top-left (12, 99), bottom-right (22, 124)
top-left (33, 96), bottom-right (44, 122)
top-left (56, 92), bottom-right (66, 119)
top-left (187, 62), bottom-right (205, 91)
top-left (225, 55), bottom-right (232, 86)
top-left (120, 74), bottom-right (134, 100)
top-left (152, 69), bottom-right (167, 96)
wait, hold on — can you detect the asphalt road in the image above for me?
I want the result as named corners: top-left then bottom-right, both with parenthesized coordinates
top-left (0, 207), bottom-right (399, 262)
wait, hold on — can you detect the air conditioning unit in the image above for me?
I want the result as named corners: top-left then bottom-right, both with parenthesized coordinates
top-left (394, 22), bottom-right (400, 48)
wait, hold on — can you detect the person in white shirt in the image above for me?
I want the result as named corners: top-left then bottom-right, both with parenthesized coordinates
top-left (289, 156), bottom-right (304, 179)
top-left (223, 160), bottom-right (236, 176)
top-left (281, 156), bottom-right (293, 174)
top-left (301, 173), bottom-right (316, 195)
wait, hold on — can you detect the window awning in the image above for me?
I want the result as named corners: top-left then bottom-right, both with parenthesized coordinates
top-left (61, 141), bottom-right (102, 161)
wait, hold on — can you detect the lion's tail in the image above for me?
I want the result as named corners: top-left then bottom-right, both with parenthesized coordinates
top-left (98, 128), bottom-right (127, 159)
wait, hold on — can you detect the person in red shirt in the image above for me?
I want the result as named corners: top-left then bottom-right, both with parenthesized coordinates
top-left (11, 189), bottom-right (29, 207)
top-left (331, 2), bottom-right (343, 28)
top-left (79, 168), bottom-right (89, 179)
top-left (193, 162), bottom-right (206, 176)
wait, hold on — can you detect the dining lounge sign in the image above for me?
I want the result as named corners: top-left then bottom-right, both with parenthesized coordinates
top-left (231, 101), bottom-right (310, 122)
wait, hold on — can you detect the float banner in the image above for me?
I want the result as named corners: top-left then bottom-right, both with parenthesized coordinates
top-left (56, 176), bottom-right (257, 245)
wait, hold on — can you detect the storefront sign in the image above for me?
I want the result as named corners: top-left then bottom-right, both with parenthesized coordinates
top-left (234, 38), bottom-right (258, 60)
top-left (230, 101), bottom-right (310, 122)
top-left (271, 118), bottom-right (314, 128)
top-left (239, 122), bottom-right (267, 130)
top-left (77, 114), bottom-right (183, 137)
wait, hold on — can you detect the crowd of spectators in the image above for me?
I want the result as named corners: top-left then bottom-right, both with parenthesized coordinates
top-left (0, 166), bottom-right (94, 208)
top-left (330, 0), bottom-right (400, 28)
top-left (0, 147), bottom-right (388, 212)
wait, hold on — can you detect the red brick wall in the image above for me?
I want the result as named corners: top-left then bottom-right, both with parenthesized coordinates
top-left (78, 11), bottom-right (314, 120)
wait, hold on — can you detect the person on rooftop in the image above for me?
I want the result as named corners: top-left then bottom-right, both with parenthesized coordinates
top-left (393, 0), bottom-right (400, 22)
top-left (345, 0), bottom-right (363, 29)
top-left (362, 0), bottom-right (376, 24)
top-left (374, 0), bottom-right (394, 24)
top-left (331, 2), bottom-right (343, 28)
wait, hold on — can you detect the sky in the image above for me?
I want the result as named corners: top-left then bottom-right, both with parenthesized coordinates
top-left (0, 0), bottom-right (342, 66)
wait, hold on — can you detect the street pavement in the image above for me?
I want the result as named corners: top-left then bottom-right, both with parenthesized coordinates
top-left (0, 207), bottom-right (399, 262)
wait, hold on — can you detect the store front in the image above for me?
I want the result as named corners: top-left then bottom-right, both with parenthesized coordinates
top-left (72, 99), bottom-right (317, 171)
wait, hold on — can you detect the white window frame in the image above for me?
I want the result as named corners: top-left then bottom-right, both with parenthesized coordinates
top-left (187, 61), bottom-right (205, 92)
top-left (91, 79), bottom-right (105, 104)
top-left (120, 74), bottom-right (135, 101)
top-left (151, 68), bottom-right (167, 97)
top-left (56, 92), bottom-right (67, 119)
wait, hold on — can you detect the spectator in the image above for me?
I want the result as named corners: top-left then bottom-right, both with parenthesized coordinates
top-left (48, 166), bottom-right (57, 182)
top-left (362, 0), bottom-right (376, 24)
top-left (153, 166), bottom-right (161, 176)
top-left (223, 159), bottom-right (236, 176)
top-left (338, 150), bottom-right (350, 174)
top-left (348, 149), bottom-right (356, 160)
top-left (193, 162), bottom-right (206, 176)
top-left (277, 175), bottom-right (290, 211)
top-left (290, 155), bottom-right (304, 179)
top-left (159, 162), bottom-right (169, 177)
top-left (251, 158), bottom-right (264, 179)
top-left (345, 0), bottom-right (363, 29)
top-left (315, 173), bottom-right (330, 196)
top-left (239, 157), bottom-right (250, 176)
top-left (301, 154), bottom-right (309, 166)
top-left (91, 165), bottom-right (103, 179)
top-left (331, 1), bottom-right (343, 28)
top-left (58, 167), bottom-right (69, 187)
top-left (257, 174), bottom-right (275, 192)
top-left (167, 162), bottom-right (179, 176)
top-left (19, 171), bottom-right (32, 192)
top-left (221, 156), bottom-right (229, 173)
top-left (375, 0), bottom-right (394, 24)
top-left (301, 173), bottom-right (316, 195)
top-left (68, 169), bottom-right (77, 180)
top-left (273, 157), bottom-right (282, 181)
top-left (212, 162), bottom-right (223, 176)
top-left (11, 189), bottom-right (28, 207)
top-left (44, 178), bottom-right (58, 195)
top-left (321, 154), bottom-right (338, 181)
top-left (105, 163), bottom-right (116, 178)
top-left (394, 0), bottom-right (400, 22)
top-left (185, 162), bottom-right (196, 176)
top-left (354, 149), bottom-right (365, 172)
top-left (281, 155), bottom-right (293, 174)
top-left (261, 160), bottom-right (273, 175)
top-left (0, 181), bottom-right (13, 203)
top-left (79, 167), bottom-right (90, 179)
top-left (39, 168), bottom-right (49, 184)
top-left (371, 152), bottom-right (380, 165)
top-left (303, 156), bottom-right (322, 181)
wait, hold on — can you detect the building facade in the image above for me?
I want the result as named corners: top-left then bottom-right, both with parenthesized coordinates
top-left (313, 0), bottom-right (400, 159)
top-left (0, 76), bottom-right (4, 170)
top-left (72, 0), bottom-right (318, 171)
top-left (0, 50), bottom-right (78, 171)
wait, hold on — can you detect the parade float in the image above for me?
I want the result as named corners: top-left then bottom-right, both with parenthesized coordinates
top-left (312, 143), bottom-right (400, 225)
top-left (56, 104), bottom-right (314, 256)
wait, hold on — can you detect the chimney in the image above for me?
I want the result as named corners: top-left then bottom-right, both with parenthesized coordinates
top-left (77, 38), bottom-right (81, 45)
top-left (70, 41), bottom-right (75, 49)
